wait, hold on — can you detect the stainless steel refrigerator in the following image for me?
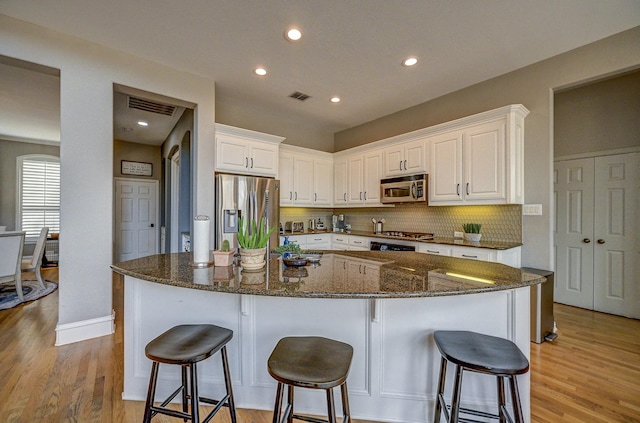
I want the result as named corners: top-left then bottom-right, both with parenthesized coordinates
top-left (215, 173), bottom-right (280, 251)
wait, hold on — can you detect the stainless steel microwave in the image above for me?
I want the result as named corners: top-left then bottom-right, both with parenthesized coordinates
top-left (380, 174), bottom-right (427, 204)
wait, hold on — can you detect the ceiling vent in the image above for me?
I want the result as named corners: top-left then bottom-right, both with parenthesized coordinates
top-left (128, 96), bottom-right (176, 116)
top-left (288, 91), bottom-right (311, 102)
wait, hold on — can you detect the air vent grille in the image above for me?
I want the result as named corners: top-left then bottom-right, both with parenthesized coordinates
top-left (288, 91), bottom-right (311, 101)
top-left (128, 96), bottom-right (176, 116)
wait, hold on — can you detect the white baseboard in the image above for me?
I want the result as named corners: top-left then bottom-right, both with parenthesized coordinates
top-left (55, 310), bottom-right (115, 346)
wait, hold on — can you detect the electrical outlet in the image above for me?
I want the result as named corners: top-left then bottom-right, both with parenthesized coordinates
top-left (523, 204), bottom-right (543, 215)
top-left (454, 231), bottom-right (464, 238)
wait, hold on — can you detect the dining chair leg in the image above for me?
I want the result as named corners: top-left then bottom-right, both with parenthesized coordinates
top-left (35, 266), bottom-right (46, 289)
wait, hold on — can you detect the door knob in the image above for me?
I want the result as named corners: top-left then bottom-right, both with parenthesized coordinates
top-left (149, 223), bottom-right (155, 228)
top-left (582, 238), bottom-right (591, 243)
top-left (597, 239), bottom-right (605, 244)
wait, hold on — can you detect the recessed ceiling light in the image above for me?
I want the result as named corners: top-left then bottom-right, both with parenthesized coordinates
top-left (255, 67), bottom-right (267, 76)
top-left (285, 27), bottom-right (302, 42)
top-left (330, 97), bottom-right (341, 103)
top-left (137, 121), bottom-right (148, 127)
top-left (402, 57), bottom-right (418, 67)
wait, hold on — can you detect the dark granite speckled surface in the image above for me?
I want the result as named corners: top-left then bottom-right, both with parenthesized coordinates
top-left (111, 251), bottom-right (544, 299)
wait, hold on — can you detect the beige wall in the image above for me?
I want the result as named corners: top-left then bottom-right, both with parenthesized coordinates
top-left (554, 69), bottom-right (640, 157)
top-left (334, 26), bottom-right (640, 269)
top-left (215, 96), bottom-right (335, 152)
top-left (113, 140), bottom-right (162, 180)
top-left (0, 139), bottom-right (60, 231)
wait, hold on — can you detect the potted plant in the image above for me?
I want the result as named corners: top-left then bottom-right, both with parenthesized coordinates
top-left (462, 223), bottom-right (482, 242)
top-left (212, 239), bottom-right (235, 267)
top-left (237, 217), bottom-right (275, 270)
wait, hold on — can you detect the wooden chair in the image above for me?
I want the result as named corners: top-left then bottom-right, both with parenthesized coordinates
top-left (21, 227), bottom-right (49, 289)
top-left (0, 231), bottom-right (26, 302)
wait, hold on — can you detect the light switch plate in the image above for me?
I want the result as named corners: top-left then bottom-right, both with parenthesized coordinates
top-left (523, 204), bottom-right (543, 215)
top-left (454, 231), bottom-right (464, 238)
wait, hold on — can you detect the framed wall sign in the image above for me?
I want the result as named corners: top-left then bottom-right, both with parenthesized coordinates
top-left (121, 160), bottom-right (153, 176)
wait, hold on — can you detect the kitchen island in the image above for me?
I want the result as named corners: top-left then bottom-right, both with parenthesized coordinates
top-left (112, 251), bottom-right (543, 423)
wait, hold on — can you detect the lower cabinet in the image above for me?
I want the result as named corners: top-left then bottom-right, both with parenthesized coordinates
top-left (418, 243), bottom-right (521, 267)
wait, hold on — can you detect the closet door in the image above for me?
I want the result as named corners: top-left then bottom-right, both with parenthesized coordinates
top-left (593, 154), bottom-right (639, 318)
top-left (554, 158), bottom-right (595, 309)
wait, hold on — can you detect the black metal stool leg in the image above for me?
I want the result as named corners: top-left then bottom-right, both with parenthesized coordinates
top-left (450, 365), bottom-right (464, 423)
top-left (221, 346), bottom-right (238, 423)
top-left (189, 363), bottom-right (199, 423)
top-left (272, 382), bottom-right (284, 423)
top-left (509, 375), bottom-right (524, 423)
top-left (326, 387), bottom-right (337, 423)
top-left (182, 365), bottom-right (189, 422)
top-left (143, 361), bottom-right (160, 423)
top-left (497, 376), bottom-right (507, 423)
top-left (340, 381), bottom-right (351, 423)
top-left (434, 356), bottom-right (447, 423)
top-left (287, 385), bottom-right (295, 423)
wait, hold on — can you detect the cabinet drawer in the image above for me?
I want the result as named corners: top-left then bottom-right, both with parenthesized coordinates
top-left (307, 234), bottom-right (331, 245)
top-left (451, 247), bottom-right (494, 262)
top-left (348, 237), bottom-right (370, 249)
top-left (417, 244), bottom-right (452, 256)
top-left (332, 235), bottom-right (349, 245)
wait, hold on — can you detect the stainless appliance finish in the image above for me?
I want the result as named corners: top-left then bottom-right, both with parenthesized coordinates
top-left (382, 231), bottom-right (434, 241)
top-left (215, 174), bottom-right (280, 251)
top-left (380, 174), bottom-right (427, 204)
top-left (370, 241), bottom-right (416, 251)
top-left (522, 267), bottom-right (556, 343)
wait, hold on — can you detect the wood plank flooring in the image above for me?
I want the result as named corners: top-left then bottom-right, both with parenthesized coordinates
top-left (1, 268), bottom-right (639, 422)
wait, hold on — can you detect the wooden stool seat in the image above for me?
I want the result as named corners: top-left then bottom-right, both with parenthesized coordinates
top-left (268, 336), bottom-right (353, 423)
top-left (433, 330), bottom-right (529, 423)
top-left (143, 324), bottom-right (237, 423)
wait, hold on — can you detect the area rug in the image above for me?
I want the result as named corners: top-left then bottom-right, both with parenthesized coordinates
top-left (0, 280), bottom-right (58, 310)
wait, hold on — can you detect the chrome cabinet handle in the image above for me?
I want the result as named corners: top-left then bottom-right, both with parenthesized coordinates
top-left (404, 159), bottom-right (407, 170)
top-left (364, 191), bottom-right (367, 200)
top-left (343, 193), bottom-right (347, 201)
top-left (290, 191), bottom-right (292, 200)
top-left (456, 184), bottom-right (460, 196)
top-left (597, 239), bottom-right (605, 244)
top-left (466, 182), bottom-right (470, 195)
top-left (583, 238), bottom-right (591, 244)
top-left (251, 158), bottom-right (254, 168)
top-left (295, 192), bottom-right (297, 200)
top-left (462, 254), bottom-right (478, 258)
top-left (399, 161), bottom-right (403, 171)
top-left (314, 193), bottom-right (317, 201)
top-left (360, 192), bottom-right (363, 200)
top-left (427, 250), bottom-right (439, 254)
top-left (245, 157), bottom-right (248, 168)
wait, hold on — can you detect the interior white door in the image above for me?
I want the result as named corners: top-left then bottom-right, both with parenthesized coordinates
top-left (115, 179), bottom-right (158, 262)
top-left (554, 158), bottom-right (595, 309)
top-left (593, 154), bottom-right (638, 318)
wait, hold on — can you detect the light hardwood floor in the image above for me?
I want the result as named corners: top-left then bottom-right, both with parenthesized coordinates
top-left (1, 268), bottom-right (639, 422)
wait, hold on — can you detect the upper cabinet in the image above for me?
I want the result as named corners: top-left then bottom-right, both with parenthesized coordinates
top-left (429, 105), bottom-right (529, 205)
top-left (215, 124), bottom-right (285, 177)
top-left (382, 138), bottom-right (427, 177)
top-left (333, 158), bottom-right (348, 206)
top-left (346, 149), bottom-right (384, 205)
top-left (279, 145), bottom-right (333, 207)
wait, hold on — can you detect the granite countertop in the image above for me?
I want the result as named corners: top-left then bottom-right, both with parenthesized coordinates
top-left (282, 230), bottom-right (522, 250)
top-left (111, 251), bottom-right (543, 299)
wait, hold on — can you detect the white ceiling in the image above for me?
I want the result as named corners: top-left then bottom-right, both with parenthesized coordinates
top-left (1, 1), bottom-right (640, 145)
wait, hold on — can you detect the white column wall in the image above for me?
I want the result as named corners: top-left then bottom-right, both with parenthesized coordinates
top-left (0, 15), bottom-right (216, 343)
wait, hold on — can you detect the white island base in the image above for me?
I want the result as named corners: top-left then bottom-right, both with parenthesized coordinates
top-left (123, 276), bottom-right (530, 423)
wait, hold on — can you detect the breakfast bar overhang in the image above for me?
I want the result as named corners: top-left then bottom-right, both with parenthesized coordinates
top-left (112, 251), bottom-right (544, 423)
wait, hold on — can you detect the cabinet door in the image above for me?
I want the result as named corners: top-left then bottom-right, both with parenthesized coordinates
top-left (249, 141), bottom-right (278, 177)
top-left (347, 155), bottom-right (364, 203)
top-left (333, 159), bottom-right (348, 205)
top-left (313, 159), bottom-right (333, 206)
top-left (279, 152), bottom-right (294, 205)
top-left (363, 150), bottom-right (382, 203)
top-left (429, 131), bottom-right (464, 204)
top-left (293, 156), bottom-right (314, 205)
top-left (464, 120), bottom-right (506, 201)
top-left (404, 138), bottom-right (426, 174)
top-left (383, 145), bottom-right (405, 177)
top-left (216, 135), bottom-right (250, 173)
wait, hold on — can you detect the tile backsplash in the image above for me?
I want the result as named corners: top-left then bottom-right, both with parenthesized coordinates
top-left (281, 204), bottom-right (522, 242)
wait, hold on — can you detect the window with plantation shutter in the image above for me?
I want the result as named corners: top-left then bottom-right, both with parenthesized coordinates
top-left (17, 155), bottom-right (60, 239)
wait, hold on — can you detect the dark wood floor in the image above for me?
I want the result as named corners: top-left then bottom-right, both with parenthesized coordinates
top-left (1, 268), bottom-right (639, 422)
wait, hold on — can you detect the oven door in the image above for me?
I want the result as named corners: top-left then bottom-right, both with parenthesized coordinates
top-left (370, 241), bottom-right (416, 251)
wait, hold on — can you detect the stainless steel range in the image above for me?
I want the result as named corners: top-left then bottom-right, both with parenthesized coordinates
top-left (382, 231), bottom-right (434, 241)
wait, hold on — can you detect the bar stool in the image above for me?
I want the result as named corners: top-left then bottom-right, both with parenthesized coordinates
top-left (433, 330), bottom-right (529, 423)
top-left (143, 324), bottom-right (237, 423)
top-left (268, 336), bottom-right (353, 423)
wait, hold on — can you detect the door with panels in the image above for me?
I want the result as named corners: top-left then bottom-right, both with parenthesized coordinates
top-left (554, 153), bottom-right (638, 318)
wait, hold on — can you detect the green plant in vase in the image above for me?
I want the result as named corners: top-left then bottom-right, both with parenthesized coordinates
top-left (462, 223), bottom-right (482, 242)
top-left (237, 217), bottom-right (276, 270)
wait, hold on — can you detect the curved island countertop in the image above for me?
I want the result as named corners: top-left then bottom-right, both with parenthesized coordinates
top-left (111, 250), bottom-right (544, 299)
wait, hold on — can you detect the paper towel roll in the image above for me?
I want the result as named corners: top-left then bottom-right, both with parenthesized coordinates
top-left (193, 215), bottom-right (211, 264)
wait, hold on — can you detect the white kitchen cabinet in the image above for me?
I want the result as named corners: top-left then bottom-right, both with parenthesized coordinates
top-left (417, 244), bottom-right (452, 256)
top-left (417, 242), bottom-right (521, 267)
top-left (279, 234), bottom-right (307, 248)
top-left (280, 146), bottom-right (333, 207)
top-left (306, 233), bottom-right (332, 250)
top-left (348, 236), bottom-right (370, 251)
top-left (333, 158), bottom-right (348, 205)
top-left (215, 124), bottom-right (284, 177)
top-left (345, 149), bottom-right (384, 205)
top-left (332, 234), bottom-right (349, 250)
top-left (429, 105), bottom-right (528, 205)
top-left (383, 138), bottom-right (427, 177)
